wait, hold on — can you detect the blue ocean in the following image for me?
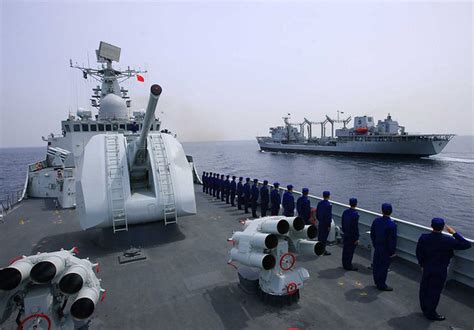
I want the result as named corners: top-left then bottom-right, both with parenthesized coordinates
top-left (1, 136), bottom-right (473, 237)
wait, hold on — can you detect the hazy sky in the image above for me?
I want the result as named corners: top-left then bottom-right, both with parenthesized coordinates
top-left (0, 1), bottom-right (472, 147)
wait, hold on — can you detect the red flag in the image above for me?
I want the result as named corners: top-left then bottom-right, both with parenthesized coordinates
top-left (136, 74), bottom-right (144, 82)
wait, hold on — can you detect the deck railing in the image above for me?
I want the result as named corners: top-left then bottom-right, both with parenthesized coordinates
top-left (276, 185), bottom-right (474, 288)
top-left (199, 175), bottom-right (473, 288)
top-left (0, 164), bottom-right (30, 222)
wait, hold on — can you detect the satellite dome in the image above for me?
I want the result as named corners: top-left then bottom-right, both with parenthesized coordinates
top-left (99, 94), bottom-right (128, 120)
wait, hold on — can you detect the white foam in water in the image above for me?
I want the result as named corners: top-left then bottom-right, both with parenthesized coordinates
top-left (427, 156), bottom-right (474, 164)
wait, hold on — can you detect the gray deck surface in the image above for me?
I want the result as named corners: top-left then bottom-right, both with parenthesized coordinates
top-left (1, 185), bottom-right (473, 329)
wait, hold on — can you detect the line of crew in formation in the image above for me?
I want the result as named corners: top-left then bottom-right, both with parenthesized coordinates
top-left (201, 171), bottom-right (472, 322)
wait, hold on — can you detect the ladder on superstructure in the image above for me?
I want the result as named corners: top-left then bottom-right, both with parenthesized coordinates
top-left (150, 134), bottom-right (177, 225)
top-left (105, 134), bottom-right (128, 233)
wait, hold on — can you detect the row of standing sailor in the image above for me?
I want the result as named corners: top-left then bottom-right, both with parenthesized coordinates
top-left (201, 171), bottom-right (472, 322)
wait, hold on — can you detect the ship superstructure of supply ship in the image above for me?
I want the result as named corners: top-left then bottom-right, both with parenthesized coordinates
top-left (257, 114), bottom-right (454, 157)
top-left (17, 42), bottom-right (197, 230)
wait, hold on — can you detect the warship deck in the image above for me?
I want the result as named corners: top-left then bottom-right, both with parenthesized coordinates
top-left (1, 185), bottom-right (473, 329)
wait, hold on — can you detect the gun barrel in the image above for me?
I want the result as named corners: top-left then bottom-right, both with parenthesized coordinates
top-left (137, 84), bottom-right (162, 149)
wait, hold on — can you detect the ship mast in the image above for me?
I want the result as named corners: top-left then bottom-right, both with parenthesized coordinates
top-left (69, 41), bottom-right (147, 109)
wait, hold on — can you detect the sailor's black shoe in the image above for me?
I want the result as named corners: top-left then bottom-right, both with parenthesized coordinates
top-left (323, 251), bottom-right (331, 256)
top-left (377, 286), bottom-right (393, 291)
top-left (344, 266), bottom-right (358, 271)
top-left (426, 314), bottom-right (445, 321)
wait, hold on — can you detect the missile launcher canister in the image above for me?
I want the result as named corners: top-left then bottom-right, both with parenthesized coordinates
top-left (228, 216), bottom-right (324, 305)
top-left (0, 248), bottom-right (104, 329)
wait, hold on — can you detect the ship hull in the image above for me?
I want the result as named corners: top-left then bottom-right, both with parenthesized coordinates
top-left (257, 139), bottom-right (450, 157)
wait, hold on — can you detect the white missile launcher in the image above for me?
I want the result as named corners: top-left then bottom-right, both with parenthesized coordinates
top-left (228, 216), bottom-right (324, 305)
top-left (0, 248), bottom-right (104, 329)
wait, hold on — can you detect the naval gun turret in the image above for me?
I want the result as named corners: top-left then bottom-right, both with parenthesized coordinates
top-left (76, 83), bottom-right (196, 232)
top-left (228, 216), bottom-right (324, 305)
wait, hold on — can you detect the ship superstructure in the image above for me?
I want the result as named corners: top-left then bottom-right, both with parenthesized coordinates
top-left (23, 42), bottom-right (197, 230)
top-left (257, 114), bottom-right (454, 157)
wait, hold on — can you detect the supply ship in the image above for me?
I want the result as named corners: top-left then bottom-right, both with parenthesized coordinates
top-left (257, 114), bottom-right (455, 157)
top-left (0, 43), bottom-right (473, 329)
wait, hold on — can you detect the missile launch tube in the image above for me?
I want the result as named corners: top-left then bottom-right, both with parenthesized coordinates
top-left (283, 216), bottom-right (305, 232)
top-left (232, 232), bottom-right (278, 249)
top-left (59, 264), bottom-right (88, 295)
top-left (70, 286), bottom-right (100, 320)
top-left (30, 255), bottom-right (66, 284)
top-left (230, 248), bottom-right (276, 270)
top-left (296, 240), bottom-right (325, 256)
top-left (260, 219), bottom-right (290, 235)
top-left (292, 225), bottom-right (318, 240)
top-left (0, 259), bottom-right (32, 290)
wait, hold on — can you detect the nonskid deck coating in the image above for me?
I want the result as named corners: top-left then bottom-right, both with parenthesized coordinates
top-left (1, 186), bottom-right (473, 329)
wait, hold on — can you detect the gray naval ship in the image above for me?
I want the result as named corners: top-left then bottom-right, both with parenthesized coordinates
top-left (1, 43), bottom-right (473, 329)
top-left (257, 114), bottom-right (455, 157)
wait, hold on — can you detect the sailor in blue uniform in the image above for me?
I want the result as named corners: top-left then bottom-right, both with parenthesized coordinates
top-left (296, 188), bottom-right (311, 225)
top-left (416, 218), bottom-right (471, 321)
top-left (259, 180), bottom-right (269, 217)
top-left (341, 198), bottom-right (359, 271)
top-left (213, 173), bottom-right (218, 197)
top-left (230, 176), bottom-right (237, 207)
top-left (224, 175), bottom-right (230, 204)
top-left (211, 173), bottom-right (216, 197)
top-left (236, 177), bottom-right (244, 210)
top-left (205, 172), bottom-right (210, 194)
top-left (316, 191), bottom-right (332, 256)
top-left (282, 185), bottom-right (295, 217)
top-left (220, 174), bottom-right (226, 201)
top-left (131, 121), bottom-right (139, 133)
top-left (214, 174), bottom-right (219, 199)
top-left (243, 178), bottom-right (251, 214)
top-left (270, 183), bottom-right (281, 216)
top-left (251, 179), bottom-right (259, 218)
top-left (370, 203), bottom-right (397, 291)
top-left (202, 172), bottom-right (207, 193)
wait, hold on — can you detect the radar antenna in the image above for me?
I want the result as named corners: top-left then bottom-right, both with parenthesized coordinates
top-left (69, 41), bottom-right (147, 109)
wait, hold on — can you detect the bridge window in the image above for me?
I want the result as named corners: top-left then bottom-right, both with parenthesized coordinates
top-left (150, 125), bottom-right (154, 131)
top-left (127, 124), bottom-right (133, 131)
top-left (64, 125), bottom-right (70, 132)
top-left (113, 124), bottom-right (118, 131)
top-left (98, 124), bottom-right (104, 131)
top-left (119, 124), bottom-right (125, 130)
top-left (73, 124), bottom-right (80, 132)
top-left (105, 124), bottom-right (112, 131)
top-left (82, 124), bottom-right (89, 132)
top-left (90, 124), bottom-right (97, 131)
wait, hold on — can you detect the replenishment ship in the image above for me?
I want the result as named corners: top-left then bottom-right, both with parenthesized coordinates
top-left (257, 114), bottom-right (454, 157)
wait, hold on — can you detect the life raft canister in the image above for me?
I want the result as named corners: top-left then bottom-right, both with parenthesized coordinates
top-left (355, 127), bottom-right (368, 134)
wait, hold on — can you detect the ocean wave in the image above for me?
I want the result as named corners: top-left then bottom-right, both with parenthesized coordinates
top-left (426, 156), bottom-right (474, 164)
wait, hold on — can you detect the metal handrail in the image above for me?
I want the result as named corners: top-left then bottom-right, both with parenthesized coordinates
top-left (280, 185), bottom-right (474, 288)
top-left (202, 177), bottom-right (474, 288)
top-left (1, 165), bottom-right (30, 221)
